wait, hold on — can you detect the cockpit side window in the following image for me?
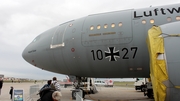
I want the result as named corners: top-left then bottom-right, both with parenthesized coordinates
top-left (32, 35), bottom-right (41, 43)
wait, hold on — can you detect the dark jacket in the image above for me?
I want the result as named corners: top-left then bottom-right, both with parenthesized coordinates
top-left (40, 84), bottom-right (51, 91)
top-left (41, 90), bottom-right (54, 101)
top-left (0, 80), bottom-right (3, 89)
top-left (9, 88), bottom-right (13, 95)
top-left (39, 88), bottom-right (56, 101)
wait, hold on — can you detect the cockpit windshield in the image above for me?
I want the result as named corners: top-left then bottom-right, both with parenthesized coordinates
top-left (32, 35), bottom-right (41, 43)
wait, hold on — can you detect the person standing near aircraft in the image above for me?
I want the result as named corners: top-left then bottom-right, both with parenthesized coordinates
top-left (38, 79), bottom-right (62, 101)
top-left (0, 78), bottom-right (3, 95)
top-left (51, 77), bottom-right (61, 91)
top-left (38, 80), bottom-right (52, 100)
top-left (40, 80), bottom-right (52, 91)
top-left (51, 77), bottom-right (62, 101)
top-left (9, 86), bottom-right (13, 99)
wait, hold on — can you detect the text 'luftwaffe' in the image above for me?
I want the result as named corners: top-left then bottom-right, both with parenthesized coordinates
top-left (134, 7), bottom-right (180, 18)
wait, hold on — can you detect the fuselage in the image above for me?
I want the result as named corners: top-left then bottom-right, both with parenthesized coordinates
top-left (22, 4), bottom-right (180, 78)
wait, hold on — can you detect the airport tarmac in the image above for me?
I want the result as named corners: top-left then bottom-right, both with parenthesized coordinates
top-left (0, 82), bottom-right (154, 101)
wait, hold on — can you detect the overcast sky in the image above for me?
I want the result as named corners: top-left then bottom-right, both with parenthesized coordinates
top-left (0, 0), bottom-right (179, 80)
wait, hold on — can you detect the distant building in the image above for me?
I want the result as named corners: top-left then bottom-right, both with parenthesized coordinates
top-left (0, 74), bottom-right (4, 79)
top-left (3, 76), bottom-right (30, 82)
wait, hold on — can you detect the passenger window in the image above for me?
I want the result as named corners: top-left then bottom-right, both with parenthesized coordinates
top-left (111, 23), bottom-right (115, 28)
top-left (167, 17), bottom-right (172, 22)
top-left (90, 26), bottom-right (94, 30)
top-left (97, 25), bottom-right (101, 29)
top-left (119, 22), bottom-right (122, 27)
top-left (104, 24), bottom-right (108, 28)
top-left (176, 16), bottom-right (180, 21)
top-left (150, 19), bottom-right (155, 24)
top-left (142, 20), bottom-right (146, 24)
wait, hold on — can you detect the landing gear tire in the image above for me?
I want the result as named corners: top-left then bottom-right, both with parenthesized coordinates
top-left (141, 87), bottom-right (145, 92)
top-left (72, 90), bottom-right (76, 100)
top-left (71, 89), bottom-right (85, 100)
top-left (80, 88), bottom-right (85, 98)
top-left (64, 84), bottom-right (67, 88)
top-left (90, 88), bottom-right (94, 94)
top-left (147, 89), bottom-right (154, 99)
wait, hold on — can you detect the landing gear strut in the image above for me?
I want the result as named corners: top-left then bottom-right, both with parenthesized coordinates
top-left (71, 77), bottom-right (86, 100)
top-left (72, 88), bottom-right (85, 100)
top-left (143, 82), bottom-right (154, 99)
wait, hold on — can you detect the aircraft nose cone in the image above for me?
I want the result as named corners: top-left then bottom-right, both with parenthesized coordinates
top-left (22, 48), bottom-right (28, 62)
top-left (22, 46), bottom-right (32, 64)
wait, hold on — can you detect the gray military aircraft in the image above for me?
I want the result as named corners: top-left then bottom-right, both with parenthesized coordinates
top-left (22, 3), bottom-right (180, 100)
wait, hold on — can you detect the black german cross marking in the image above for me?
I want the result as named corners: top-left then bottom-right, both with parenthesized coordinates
top-left (105, 47), bottom-right (120, 61)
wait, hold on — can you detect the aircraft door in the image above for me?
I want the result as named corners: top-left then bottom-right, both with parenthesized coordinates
top-left (51, 24), bottom-right (67, 47)
top-left (132, 13), bottom-right (149, 75)
top-left (49, 24), bottom-right (70, 74)
top-left (61, 18), bottom-right (87, 76)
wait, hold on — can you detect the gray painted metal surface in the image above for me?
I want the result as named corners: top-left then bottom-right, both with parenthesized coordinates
top-left (161, 21), bottom-right (180, 101)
